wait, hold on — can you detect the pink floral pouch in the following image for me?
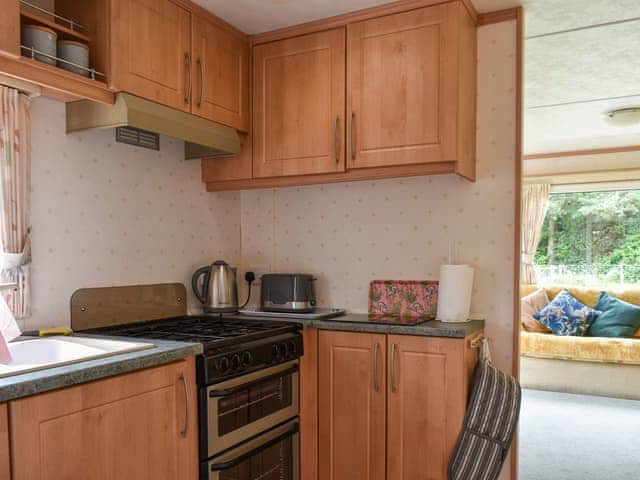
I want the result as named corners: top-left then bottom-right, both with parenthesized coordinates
top-left (368, 280), bottom-right (439, 318)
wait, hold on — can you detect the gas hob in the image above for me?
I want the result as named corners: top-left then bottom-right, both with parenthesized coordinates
top-left (84, 315), bottom-right (303, 384)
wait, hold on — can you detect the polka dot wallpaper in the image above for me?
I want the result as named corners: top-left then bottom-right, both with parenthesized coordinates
top-left (240, 21), bottom-right (518, 374)
top-left (28, 97), bottom-right (241, 331)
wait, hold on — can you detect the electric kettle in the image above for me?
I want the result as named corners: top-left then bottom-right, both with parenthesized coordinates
top-left (192, 260), bottom-right (239, 313)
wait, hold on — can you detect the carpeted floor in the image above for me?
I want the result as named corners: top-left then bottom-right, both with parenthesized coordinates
top-left (519, 389), bottom-right (640, 480)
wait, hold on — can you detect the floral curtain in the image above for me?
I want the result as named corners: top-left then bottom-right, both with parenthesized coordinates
top-left (0, 86), bottom-right (31, 319)
top-left (521, 183), bottom-right (550, 284)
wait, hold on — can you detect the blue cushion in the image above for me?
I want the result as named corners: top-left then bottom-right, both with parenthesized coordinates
top-left (590, 292), bottom-right (640, 337)
top-left (533, 289), bottom-right (601, 336)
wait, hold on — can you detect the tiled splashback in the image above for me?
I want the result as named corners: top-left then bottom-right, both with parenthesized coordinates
top-left (28, 98), bottom-right (241, 330)
top-left (240, 21), bottom-right (517, 373)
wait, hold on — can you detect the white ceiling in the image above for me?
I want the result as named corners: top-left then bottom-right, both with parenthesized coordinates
top-left (196, 0), bottom-right (640, 156)
top-left (522, 0), bottom-right (640, 154)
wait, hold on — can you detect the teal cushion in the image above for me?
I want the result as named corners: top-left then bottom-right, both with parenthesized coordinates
top-left (591, 292), bottom-right (640, 338)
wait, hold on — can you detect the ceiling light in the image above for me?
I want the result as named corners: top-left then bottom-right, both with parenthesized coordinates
top-left (604, 107), bottom-right (640, 127)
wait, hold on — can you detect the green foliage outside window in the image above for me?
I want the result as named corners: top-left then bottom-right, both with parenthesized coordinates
top-left (535, 190), bottom-right (640, 285)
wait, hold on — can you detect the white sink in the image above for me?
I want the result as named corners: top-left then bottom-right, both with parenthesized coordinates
top-left (0, 336), bottom-right (154, 378)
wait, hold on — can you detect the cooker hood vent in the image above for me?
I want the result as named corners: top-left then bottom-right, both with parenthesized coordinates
top-left (66, 93), bottom-right (241, 159)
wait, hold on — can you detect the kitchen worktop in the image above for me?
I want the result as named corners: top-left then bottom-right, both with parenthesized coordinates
top-left (0, 335), bottom-right (202, 403)
top-left (229, 312), bottom-right (484, 338)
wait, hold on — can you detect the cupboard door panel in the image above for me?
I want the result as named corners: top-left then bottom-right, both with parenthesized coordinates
top-left (10, 359), bottom-right (198, 480)
top-left (318, 330), bottom-right (386, 480)
top-left (0, 404), bottom-right (9, 480)
top-left (111, 0), bottom-right (191, 111)
top-left (347, 4), bottom-right (457, 168)
top-left (253, 29), bottom-right (346, 178)
top-left (387, 335), bottom-right (466, 480)
top-left (192, 16), bottom-right (249, 131)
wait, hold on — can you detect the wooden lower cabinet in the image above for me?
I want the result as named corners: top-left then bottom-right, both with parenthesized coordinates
top-left (9, 359), bottom-right (198, 480)
top-left (318, 330), bottom-right (478, 480)
top-left (386, 335), bottom-right (469, 480)
top-left (0, 404), bottom-right (9, 480)
top-left (319, 330), bottom-right (386, 480)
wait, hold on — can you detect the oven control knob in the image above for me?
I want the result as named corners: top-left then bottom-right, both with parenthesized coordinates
top-left (272, 344), bottom-right (280, 359)
top-left (218, 356), bottom-right (230, 372)
top-left (231, 353), bottom-right (242, 369)
top-left (287, 341), bottom-right (297, 355)
top-left (242, 351), bottom-right (253, 366)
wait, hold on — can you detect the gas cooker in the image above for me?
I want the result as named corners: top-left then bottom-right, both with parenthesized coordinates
top-left (84, 315), bottom-right (303, 384)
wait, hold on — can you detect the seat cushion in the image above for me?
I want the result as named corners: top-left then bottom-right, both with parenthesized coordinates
top-left (521, 331), bottom-right (640, 365)
top-left (521, 288), bottom-right (551, 333)
top-left (521, 285), bottom-right (640, 338)
top-left (534, 289), bottom-right (601, 336)
top-left (591, 292), bottom-right (640, 337)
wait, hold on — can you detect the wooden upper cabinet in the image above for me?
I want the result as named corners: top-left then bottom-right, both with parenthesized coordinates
top-left (347, 2), bottom-right (476, 177)
top-left (253, 28), bottom-right (346, 178)
top-left (10, 359), bottom-right (198, 480)
top-left (192, 16), bottom-right (249, 131)
top-left (318, 330), bottom-right (386, 480)
top-left (0, 0), bottom-right (20, 58)
top-left (386, 335), bottom-right (468, 480)
top-left (110, 0), bottom-right (191, 111)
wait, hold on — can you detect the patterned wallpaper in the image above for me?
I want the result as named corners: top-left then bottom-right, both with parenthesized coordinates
top-left (27, 97), bottom-right (241, 330)
top-left (240, 21), bottom-right (517, 374)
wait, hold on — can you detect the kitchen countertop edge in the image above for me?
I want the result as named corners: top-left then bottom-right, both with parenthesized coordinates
top-left (230, 313), bottom-right (485, 338)
top-left (0, 336), bottom-right (202, 403)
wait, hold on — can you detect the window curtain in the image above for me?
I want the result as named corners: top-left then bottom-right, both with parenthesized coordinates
top-left (521, 183), bottom-right (550, 285)
top-left (0, 86), bottom-right (31, 319)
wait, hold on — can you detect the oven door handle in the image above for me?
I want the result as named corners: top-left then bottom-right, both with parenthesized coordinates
top-left (210, 422), bottom-right (299, 471)
top-left (209, 365), bottom-right (299, 398)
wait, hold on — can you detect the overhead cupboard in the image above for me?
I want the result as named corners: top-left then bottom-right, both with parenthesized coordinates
top-left (0, 0), bottom-right (476, 190)
top-left (0, 0), bottom-right (249, 132)
top-left (203, 0), bottom-right (478, 190)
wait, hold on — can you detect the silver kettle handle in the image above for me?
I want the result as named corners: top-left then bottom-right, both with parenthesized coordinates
top-left (191, 266), bottom-right (210, 304)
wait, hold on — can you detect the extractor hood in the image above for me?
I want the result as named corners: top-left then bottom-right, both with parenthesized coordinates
top-left (66, 93), bottom-right (241, 159)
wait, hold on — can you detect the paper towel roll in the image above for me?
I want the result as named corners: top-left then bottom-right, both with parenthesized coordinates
top-left (436, 264), bottom-right (474, 323)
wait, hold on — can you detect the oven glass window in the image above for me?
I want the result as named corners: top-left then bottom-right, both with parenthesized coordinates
top-left (218, 372), bottom-right (293, 435)
top-left (218, 435), bottom-right (294, 480)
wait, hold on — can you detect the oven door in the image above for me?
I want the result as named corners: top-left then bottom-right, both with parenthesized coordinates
top-left (206, 360), bottom-right (299, 457)
top-left (205, 418), bottom-right (299, 480)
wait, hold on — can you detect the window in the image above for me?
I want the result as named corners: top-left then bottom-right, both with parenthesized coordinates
top-left (535, 189), bottom-right (640, 286)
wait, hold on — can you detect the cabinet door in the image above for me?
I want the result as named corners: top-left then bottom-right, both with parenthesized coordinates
top-left (253, 29), bottom-right (346, 178)
top-left (192, 16), bottom-right (249, 131)
top-left (318, 330), bottom-right (386, 480)
top-left (387, 335), bottom-right (466, 480)
top-left (111, 0), bottom-right (191, 111)
top-left (0, 404), bottom-right (9, 480)
top-left (347, 4), bottom-right (457, 169)
top-left (0, 0), bottom-right (19, 58)
top-left (10, 359), bottom-right (198, 480)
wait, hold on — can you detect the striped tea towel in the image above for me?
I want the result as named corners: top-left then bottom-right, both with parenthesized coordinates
top-left (448, 361), bottom-right (521, 480)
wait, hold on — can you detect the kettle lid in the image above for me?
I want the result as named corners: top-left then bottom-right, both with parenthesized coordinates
top-left (213, 260), bottom-right (228, 266)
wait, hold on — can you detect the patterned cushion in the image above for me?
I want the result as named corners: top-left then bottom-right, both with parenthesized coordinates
top-left (521, 288), bottom-right (551, 333)
top-left (534, 289), bottom-right (601, 336)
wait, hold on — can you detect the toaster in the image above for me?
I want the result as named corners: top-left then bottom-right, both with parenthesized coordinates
top-left (260, 274), bottom-right (317, 313)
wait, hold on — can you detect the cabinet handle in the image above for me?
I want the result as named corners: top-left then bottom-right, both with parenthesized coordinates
top-left (333, 116), bottom-right (340, 164)
top-left (180, 373), bottom-right (190, 438)
top-left (373, 343), bottom-right (380, 392)
top-left (184, 53), bottom-right (192, 105)
top-left (390, 343), bottom-right (398, 393)
top-left (349, 112), bottom-right (356, 161)
top-left (197, 57), bottom-right (205, 108)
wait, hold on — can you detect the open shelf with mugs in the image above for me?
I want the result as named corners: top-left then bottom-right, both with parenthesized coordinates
top-left (19, 1), bottom-right (104, 81)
